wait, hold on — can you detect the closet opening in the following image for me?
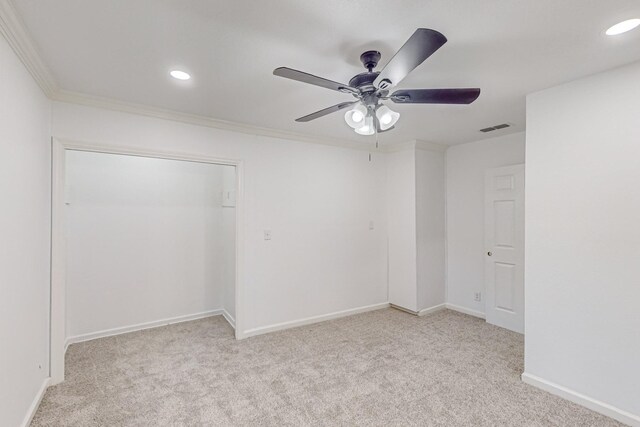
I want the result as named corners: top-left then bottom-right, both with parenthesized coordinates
top-left (50, 140), bottom-right (243, 384)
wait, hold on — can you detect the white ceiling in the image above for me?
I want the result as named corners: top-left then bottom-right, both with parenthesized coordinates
top-left (13, 0), bottom-right (640, 146)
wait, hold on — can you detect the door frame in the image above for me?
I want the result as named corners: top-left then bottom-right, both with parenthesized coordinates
top-left (50, 138), bottom-right (245, 384)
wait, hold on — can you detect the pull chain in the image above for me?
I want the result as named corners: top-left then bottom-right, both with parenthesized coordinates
top-left (369, 113), bottom-right (379, 162)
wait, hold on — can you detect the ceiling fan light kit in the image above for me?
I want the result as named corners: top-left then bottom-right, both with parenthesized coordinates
top-left (344, 103), bottom-right (368, 128)
top-left (375, 105), bottom-right (400, 130)
top-left (273, 28), bottom-right (481, 137)
top-left (354, 115), bottom-right (375, 136)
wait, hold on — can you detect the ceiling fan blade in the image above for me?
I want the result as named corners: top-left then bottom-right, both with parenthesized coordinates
top-left (274, 67), bottom-right (357, 94)
top-left (295, 101), bottom-right (358, 122)
top-left (374, 29), bottom-right (447, 90)
top-left (390, 88), bottom-right (481, 104)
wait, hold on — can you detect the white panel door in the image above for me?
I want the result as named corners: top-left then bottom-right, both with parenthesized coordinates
top-left (484, 164), bottom-right (524, 333)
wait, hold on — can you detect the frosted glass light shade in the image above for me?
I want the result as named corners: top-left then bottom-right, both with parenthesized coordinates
top-left (345, 104), bottom-right (368, 129)
top-left (376, 105), bottom-right (400, 131)
top-left (355, 115), bottom-right (375, 136)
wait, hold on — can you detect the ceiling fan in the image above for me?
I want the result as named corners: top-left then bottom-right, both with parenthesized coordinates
top-left (273, 28), bottom-right (480, 135)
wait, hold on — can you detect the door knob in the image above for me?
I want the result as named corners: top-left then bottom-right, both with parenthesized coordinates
top-left (487, 251), bottom-right (492, 256)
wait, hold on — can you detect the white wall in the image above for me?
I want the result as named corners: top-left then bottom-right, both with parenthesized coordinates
top-left (445, 132), bottom-right (525, 314)
top-left (386, 144), bottom-right (446, 313)
top-left (0, 34), bottom-right (51, 426)
top-left (65, 151), bottom-right (235, 339)
top-left (524, 61), bottom-right (640, 421)
top-left (52, 102), bottom-right (389, 336)
top-left (386, 148), bottom-right (417, 311)
top-left (416, 148), bottom-right (446, 311)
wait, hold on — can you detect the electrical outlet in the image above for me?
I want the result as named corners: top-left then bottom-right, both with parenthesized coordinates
top-left (264, 230), bottom-right (271, 241)
top-left (474, 292), bottom-right (482, 302)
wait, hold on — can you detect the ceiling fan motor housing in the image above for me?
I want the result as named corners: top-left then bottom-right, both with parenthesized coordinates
top-left (360, 50), bottom-right (381, 71)
top-left (351, 50), bottom-right (382, 94)
top-left (348, 72), bottom-right (379, 93)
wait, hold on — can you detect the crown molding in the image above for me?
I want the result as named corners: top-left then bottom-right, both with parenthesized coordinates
top-left (0, 0), bottom-right (57, 97)
top-left (53, 89), bottom-right (378, 151)
top-left (382, 139), bottom-right (447, 153)
top-left (382, 140), bottom-right (416, 152)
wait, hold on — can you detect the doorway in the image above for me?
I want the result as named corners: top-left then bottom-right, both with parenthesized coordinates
top-left (50, 139), bottom-right (243, 384)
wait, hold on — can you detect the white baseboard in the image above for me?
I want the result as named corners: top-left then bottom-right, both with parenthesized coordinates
top-left (390, 303), bottom-right (447, 317)
top-left (522, 373), bottom-right (640, 426)
top-left (242, 302), bottom-right (390, 338)
top-left (445, 303), bottom-right (486, 319)
top-left (65, 309), bottom-right (225, 349)
top-left (222, 310), bottom-right (235, 329)
top-left (418, 303), bottom-right (447, 316)
top-left (20, 377), bottom-right (50, 427)
top-left (390, 303), bottom-right (418, 315)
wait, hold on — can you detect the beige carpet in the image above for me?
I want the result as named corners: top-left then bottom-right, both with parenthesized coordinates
top-left (32, 308), bottom-right (622, 426)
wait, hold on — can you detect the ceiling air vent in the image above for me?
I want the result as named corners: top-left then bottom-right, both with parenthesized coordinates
top-left (480, 123), bottom-right (511, 133)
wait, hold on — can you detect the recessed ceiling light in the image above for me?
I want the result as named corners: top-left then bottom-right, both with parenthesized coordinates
top-left (170, 70), bottom-right (191, 80)
top-left (606, 19), bottom-right (640, 36)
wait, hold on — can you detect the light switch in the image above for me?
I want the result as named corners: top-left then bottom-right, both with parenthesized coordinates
top-left (264, 230), bottom-right (271, 240)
